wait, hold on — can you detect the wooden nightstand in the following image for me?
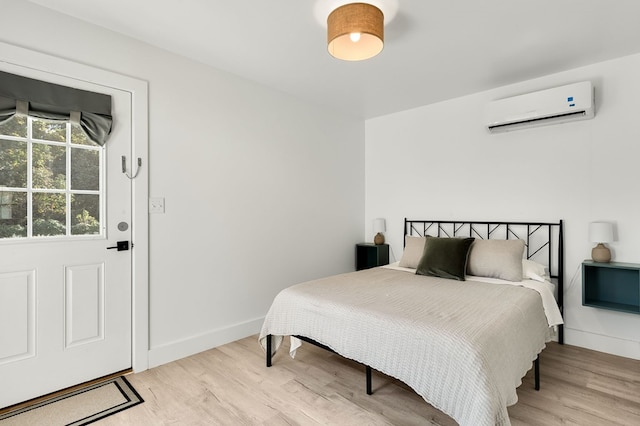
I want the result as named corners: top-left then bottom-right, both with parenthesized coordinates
top-left (356, 243), bottom-right (389, 271)
top-left (582, 261), bottom-right (640, 315)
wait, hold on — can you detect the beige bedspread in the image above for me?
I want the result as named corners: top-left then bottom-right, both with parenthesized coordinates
top-left (259, 267), bottom-right (555, 426)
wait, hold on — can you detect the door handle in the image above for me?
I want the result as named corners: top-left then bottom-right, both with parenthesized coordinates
top-left (107, 241), bottom-right (130, 251)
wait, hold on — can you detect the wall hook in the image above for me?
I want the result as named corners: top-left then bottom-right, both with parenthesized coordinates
top-left (122, 155), bottom-right (142, 179)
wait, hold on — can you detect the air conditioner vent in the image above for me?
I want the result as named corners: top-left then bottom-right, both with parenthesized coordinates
top-left (485, 82), bottom-right (594, 133)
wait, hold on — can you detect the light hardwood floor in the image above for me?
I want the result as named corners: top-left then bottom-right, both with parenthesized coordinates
top-left (101, 336), bottom-right (640, 425)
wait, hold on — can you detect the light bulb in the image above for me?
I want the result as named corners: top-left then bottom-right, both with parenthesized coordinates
top-left (349, 32), bottom-right (361, 42)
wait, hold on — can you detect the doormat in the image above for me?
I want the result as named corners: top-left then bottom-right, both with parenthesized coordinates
top-left (0, 376), bottom-right (143, 425)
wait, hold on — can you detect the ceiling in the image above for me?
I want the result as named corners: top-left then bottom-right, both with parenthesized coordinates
top-left (27, 0), bottom-right (640, 119)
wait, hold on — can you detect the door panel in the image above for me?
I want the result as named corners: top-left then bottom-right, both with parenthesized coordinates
top-left (0, 270), bottom-right (35, 364)
top-left (65, 263), bottom-right (104, 347)
top-left (0, 69), bottom-right (132, 408)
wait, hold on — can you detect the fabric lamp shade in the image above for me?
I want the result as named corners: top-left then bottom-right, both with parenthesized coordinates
top-left (373, 218), bottom-right (386, 233)
top-left (589, 222), bottom-right (613, 243)
top-left (327, 3), bottom-right (384, 61)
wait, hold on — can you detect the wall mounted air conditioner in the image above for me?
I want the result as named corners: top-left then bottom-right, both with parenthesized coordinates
top-left (485, 81), bottom-right (595, 133)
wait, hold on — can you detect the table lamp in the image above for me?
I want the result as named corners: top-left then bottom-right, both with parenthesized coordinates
top-left (589, 222), bottom-right (613, 263)
top-left (373, 218), bottom-right (386, 245)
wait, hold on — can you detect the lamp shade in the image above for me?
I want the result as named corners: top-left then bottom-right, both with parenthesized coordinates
top-left (327, 3), bottom-right (384, 61)
top-left (373, 218), bottom-right (386, 233)
top-left (589, 222), bottom-right (613, 243)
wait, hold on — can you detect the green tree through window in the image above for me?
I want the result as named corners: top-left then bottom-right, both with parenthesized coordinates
top-left (0, 116), bottom-right (103, 239)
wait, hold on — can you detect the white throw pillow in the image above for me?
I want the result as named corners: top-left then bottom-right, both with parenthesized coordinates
top-left (398, 235), bottom-right (427, 269)
top-left (522, 259), bottom-right (548, 282)
top-left (467, 239), bottom-right (525, 282)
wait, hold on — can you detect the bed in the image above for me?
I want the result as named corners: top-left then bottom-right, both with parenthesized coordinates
top-left (259, 219), bottom-right (564, 426)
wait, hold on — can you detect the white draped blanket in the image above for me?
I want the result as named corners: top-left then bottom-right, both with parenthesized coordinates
top-left (259, 267), bottom-right (560, 426)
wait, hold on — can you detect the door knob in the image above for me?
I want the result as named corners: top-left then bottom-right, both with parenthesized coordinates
top-left (107, 241), bottom-right (130, 251)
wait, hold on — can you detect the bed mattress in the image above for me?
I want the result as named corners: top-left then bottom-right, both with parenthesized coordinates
top-left (259, 266), bottom-right (561, 426)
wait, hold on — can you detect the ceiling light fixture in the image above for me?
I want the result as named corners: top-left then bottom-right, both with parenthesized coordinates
top-left (327, 2), bottom-right (384, 61)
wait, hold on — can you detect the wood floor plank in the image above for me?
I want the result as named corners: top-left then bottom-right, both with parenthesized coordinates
top-left (95, 336), bottom-right (640, 425)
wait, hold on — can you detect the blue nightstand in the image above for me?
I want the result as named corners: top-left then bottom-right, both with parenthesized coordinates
top-left (582, 261), bottom-right (640, 315)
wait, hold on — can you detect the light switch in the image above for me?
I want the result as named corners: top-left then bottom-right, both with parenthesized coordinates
top-left (149, 197), bottom-right (165, 214)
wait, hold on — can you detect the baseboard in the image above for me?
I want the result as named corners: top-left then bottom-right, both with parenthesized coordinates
top-left (564, 327), bottom-right (640, 360)
top-left (148, 317), bottom-right (264, 368)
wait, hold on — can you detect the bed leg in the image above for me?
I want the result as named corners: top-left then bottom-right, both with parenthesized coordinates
top-left (366, 365), bottom-right (372, 395)
top-left (266, 334), bottom-right (272, 367)
top-left (534, 356), bottom-right (540, 391)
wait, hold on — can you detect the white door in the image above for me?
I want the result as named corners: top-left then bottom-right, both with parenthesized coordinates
top-left (0, 70), bottom-right (133, 408)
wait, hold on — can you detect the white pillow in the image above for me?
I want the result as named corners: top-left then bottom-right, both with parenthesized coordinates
top-left (467, 239), bottom-right (525, 282)
top-left (522, 259), bottom-right (548, 282)
top-left (398, 235), bottom-right (427, 269)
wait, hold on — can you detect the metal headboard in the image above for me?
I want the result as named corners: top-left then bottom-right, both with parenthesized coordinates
top-left (404, 218), bottom-right (564, 344)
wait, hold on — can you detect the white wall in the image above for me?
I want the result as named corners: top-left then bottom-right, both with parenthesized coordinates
top-left (5, 1), bottom-right (638, 366)
top-left (366, 54), bottom-right (640, 360)
top-left (2, 1), bottom-right (364, 366)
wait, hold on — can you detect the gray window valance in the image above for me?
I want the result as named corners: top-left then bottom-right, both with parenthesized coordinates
top-left (0, 70), bottom-right (112, 145)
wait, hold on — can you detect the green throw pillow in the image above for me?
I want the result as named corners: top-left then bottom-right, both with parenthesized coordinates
top-left (415, 237), bottom-right (475, 281)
